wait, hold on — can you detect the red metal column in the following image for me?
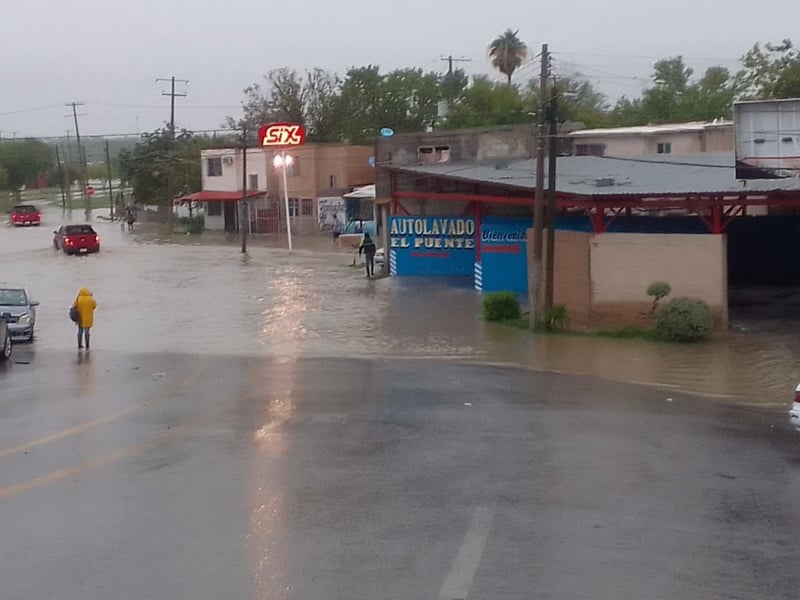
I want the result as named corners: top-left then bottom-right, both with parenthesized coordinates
top-left (592, 206), bottom-right (606, 233)
top-left (711, 204), bottom-right (723, 234)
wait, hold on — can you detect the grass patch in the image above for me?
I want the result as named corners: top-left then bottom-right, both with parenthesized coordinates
top-left (594, 325), bottom-right (657, 341)
top-left (494, 317), bottom-right (658, 341)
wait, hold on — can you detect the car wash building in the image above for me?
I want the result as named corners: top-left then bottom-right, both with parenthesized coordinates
top-left (378, 138), bottom-right (800, 329)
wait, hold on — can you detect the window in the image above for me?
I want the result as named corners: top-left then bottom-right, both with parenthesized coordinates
top-left (206, 201), bottom-right (222, 216)
top-left (329, 175), bottom-right (337, 189)
top-left (575, 143), bottom-right (605, 157)
top-left (418, 145), bottom-right (450, 164)
top-left (207, 157), bottom-right (223, 177)
top-left (249, 174), bottom-right (259, 190)
top-left (301, 198), bottom-right (313, 216)
top-left (657, 142), bottom-right (672, 154)
top-left (288, 198), bottom-right (300, 217)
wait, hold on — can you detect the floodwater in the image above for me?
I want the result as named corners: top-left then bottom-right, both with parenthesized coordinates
top-left (2, 206), bottom-right (799, 407)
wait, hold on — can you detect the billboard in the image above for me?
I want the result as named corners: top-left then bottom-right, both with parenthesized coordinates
top-left (475, 217), bottom-right (532, 294)
top-left (388, 216), bottom-right (476, 276)
top-left (734, 99), bottom-right (800, 179)
top-left (258, 123), bottom-right (306, 148)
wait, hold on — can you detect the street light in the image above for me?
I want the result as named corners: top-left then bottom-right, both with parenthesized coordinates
top-left (273, 152), bottom-right (294, 252)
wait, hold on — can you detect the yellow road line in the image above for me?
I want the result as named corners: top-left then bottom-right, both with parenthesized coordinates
top-left (0, 421), bottom-right (193, 500)
top-left (0, 355), bottom-right (207, 461)
top-left (0, 405), bottom-right (141, 460)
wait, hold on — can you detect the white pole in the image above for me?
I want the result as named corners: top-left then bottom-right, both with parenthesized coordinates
top-left (281, 151), bottom-right (293, 252)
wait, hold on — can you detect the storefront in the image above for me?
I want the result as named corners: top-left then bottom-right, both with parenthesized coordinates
top-left (388, 214), bottom-right (532, 293)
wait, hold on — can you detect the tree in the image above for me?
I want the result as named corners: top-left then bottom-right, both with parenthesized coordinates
top-left (0, 139), bottom-right (53, 199)
top-left (231, 67), bottom-right (342, 142)
top-left (546, 76), bottom-right (609, 128)
top-left (489, 29), bottom-right (528, 85)
top-left (118, 127), bottom-right (215, 206)
top-left (333, 65), bottom-right (442, 142)
top-left (442, 76), bottom-right (532, 129)
top-left (440, 68), bottom-right (469, 105)
top-left (735, 39), bottom-right (800, 99)
top-left (609, 57), bottom-right (735, 125)
top-left (304, 68), bottom-right (341, 141)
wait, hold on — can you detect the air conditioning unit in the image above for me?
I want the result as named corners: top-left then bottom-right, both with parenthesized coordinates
top-left (222, 156), bottom-right (234, 166)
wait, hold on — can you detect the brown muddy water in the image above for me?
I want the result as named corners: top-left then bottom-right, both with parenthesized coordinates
top-left (2, 206), bottom-right (799, 407)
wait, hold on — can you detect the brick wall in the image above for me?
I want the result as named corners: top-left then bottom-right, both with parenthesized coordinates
top-left (528, 230), bottom-right (729, 329)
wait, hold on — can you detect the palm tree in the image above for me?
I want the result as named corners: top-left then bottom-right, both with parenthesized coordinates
top-left (489, 29), bottom-right (528, 85)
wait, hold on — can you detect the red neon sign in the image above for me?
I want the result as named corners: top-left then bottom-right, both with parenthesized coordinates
top-left (258, 123), bottom-right (306, 147)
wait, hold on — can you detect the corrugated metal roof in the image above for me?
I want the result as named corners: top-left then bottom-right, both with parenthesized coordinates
top-left (387, 152), bottom-right (800, 197)
top-left (569, 121), bottom-right (732, 137)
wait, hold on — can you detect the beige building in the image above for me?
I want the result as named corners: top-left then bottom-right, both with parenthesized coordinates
top-left (193, 144), bottom-right (374, 233)
top-left (569, 120), bottom-right (733, 157)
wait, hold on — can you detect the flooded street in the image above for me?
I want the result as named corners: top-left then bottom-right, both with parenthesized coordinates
top-left (2, 205), bottom-right (800, 406)
top-left (3, 207), bottom-right (800, 600)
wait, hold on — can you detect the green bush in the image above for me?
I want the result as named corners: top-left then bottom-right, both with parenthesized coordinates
top-left (177, 215), bottom-right (204, 234)
top-left (482, 291), bottom-right (521, 322)
top-left (654, 297), bottom-right (713, 342)
top-left (541, 304), bottom-right (569, 331)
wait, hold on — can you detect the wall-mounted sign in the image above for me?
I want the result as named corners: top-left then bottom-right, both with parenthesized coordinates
top-left (258, 123), bottom-right (306, 147)
top-left (475, 217), bottom-right (532, 293)
top-left (388, 216), bottom-right (476, 276)
top-left (380, 127), bottom-right (395, 137)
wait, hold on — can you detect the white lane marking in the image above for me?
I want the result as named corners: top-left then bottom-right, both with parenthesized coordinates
top-left (439, 506), bottom-right (495, 600)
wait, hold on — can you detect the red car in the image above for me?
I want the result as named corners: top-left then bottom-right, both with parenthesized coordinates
top-left (10, 204), bottom-right (41, 226)
top-left (53, 224), bottom-right (100, 255)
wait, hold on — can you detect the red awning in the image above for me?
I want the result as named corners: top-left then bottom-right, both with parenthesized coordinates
top-left (174, 190), bottom-right (265, 203)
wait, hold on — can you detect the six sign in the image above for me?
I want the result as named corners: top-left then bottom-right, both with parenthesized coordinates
top-left (258, 123), bottom-right (306, 148)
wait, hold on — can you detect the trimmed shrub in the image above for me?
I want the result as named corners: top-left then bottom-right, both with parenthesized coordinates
top-left (646, 281), bottom-right (672, 314)
top-left (654, 297), bottom-right (713, 342)
top-left (482, 291), bottom-right (521, 322)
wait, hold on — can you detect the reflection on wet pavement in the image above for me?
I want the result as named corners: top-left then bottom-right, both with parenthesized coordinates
top-left (2, 206), bottom-right (799, 406)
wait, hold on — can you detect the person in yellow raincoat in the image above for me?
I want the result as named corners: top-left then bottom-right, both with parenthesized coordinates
top-left (72, 288), bottom-right (97, 349)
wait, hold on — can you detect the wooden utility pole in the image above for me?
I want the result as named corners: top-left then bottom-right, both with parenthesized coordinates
top-left (157, 76), bottom-right (188, 139)
top-left (55, 146), bottom-right (67, 208)
top-left (240, 125), bottom-right (249, 254)
top-left (64, 132), bottom-right (73, 210)
top-left (545, 88), bottom-right (558, 312)
top-left (66, 102), bottom-right (89, 216)
top-left (440, 54), bottom-right (471, 75)
top-left (105, 140), bottom-right (114, 219)
top-left (529, 43), bottom-right (549, 329)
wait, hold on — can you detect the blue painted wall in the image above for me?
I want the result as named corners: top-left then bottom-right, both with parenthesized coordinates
top-left (388, 216), bottom-right (476, 276)
top-left (476, 217), bottom-right (532, 293)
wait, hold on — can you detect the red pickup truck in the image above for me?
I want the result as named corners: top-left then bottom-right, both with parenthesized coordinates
top-left (10, 204), bottom-right (41, 226)
top-left (53, 224), bottom-right (101, 255)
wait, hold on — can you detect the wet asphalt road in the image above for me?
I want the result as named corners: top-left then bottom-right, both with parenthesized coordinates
top-left (1, 208), bottom-right (799, 599)
top-left (1, 350), bottom-right (799, 600)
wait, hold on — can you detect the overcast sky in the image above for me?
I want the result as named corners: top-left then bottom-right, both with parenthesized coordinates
top-left (2, 0), bottom-right (799, 138)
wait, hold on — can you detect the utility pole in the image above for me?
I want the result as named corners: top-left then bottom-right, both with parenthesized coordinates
top-left (157, 76), bottom-right (188, 139)
top-left (529, 43), bottom-right (549, 329)
top-left (545, 87), bottom-right (558, 312)
top-left (440, 54), bottom-right (472, 76)
top-left (55, 146), bottom-right (67, 208)
top-left (64, 132), bottom-right (73, 210)
top-left (240, 125), bottom-right (249, 254)
top-left (105, 140), bottom-right (114, 219)
top-left (65, 102), bottom-right (89, 216)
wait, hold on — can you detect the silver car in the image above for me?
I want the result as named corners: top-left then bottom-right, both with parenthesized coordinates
top-left (0, 286), bottom-right (38, 342)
